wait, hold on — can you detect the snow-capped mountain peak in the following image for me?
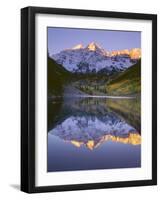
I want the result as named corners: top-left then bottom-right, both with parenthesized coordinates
top-left (51, 42), bottom-right (141, 74)
top-left (72, 44), bottom-right (84, 50)
top-left (86, 42), bottom-right (100, 51)
top-left (85, 42), bottom-right (108, 56)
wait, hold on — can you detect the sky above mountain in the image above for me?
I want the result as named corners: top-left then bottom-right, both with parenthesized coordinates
top-left (48, 27), bottom-right (141, 55)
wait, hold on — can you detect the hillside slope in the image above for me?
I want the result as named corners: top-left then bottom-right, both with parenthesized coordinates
top-left (107, 60), bottom-right (141, 96)
top-left (48, 57), bottom-right (71, 96)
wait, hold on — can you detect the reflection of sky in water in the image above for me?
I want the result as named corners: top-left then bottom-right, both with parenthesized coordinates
top-left (48, 97), bottom-right (141, 172)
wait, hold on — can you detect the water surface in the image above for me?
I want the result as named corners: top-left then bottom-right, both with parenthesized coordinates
top-left (48, 97), bottom-right (141, 172)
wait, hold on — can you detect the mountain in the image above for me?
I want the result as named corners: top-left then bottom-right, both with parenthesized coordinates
top-left (52, 42), bottom-right (141, 74)
top-left (111, 48), bottom-right (141, 59)
top-left (85, 42), bottom-right (109, 55)
top-left (107, 60), bottom-right (141, 95)
top-left (48, 57), bottom-right (71, 96)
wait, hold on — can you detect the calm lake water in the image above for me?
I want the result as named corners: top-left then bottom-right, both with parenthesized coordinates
top-left (47, 97), bottom-right (141, 172)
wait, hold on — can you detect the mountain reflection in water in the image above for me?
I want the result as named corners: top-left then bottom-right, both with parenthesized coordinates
top-left (67, 133), bottom-right (141, 150)
top-left (48, 97), bottom-right (141, 172)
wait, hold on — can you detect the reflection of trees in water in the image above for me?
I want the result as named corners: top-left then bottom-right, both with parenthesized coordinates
top-left (48, 97), bottom-right (141, 134)
top-left (48, 97), bottom-right (63, 131)
top-left (67, 97), bottom-right (140, 133)
top-left (107, 98), bottom-right (141, 133)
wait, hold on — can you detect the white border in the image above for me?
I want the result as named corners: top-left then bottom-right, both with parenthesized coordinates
top-left (35, 14), bottom-right (152, 186)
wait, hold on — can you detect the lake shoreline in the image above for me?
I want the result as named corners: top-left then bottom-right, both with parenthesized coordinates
top-left (65, 95), bottom-right (136, 99)
top-left (49, 94), bottom-right (140, 100)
